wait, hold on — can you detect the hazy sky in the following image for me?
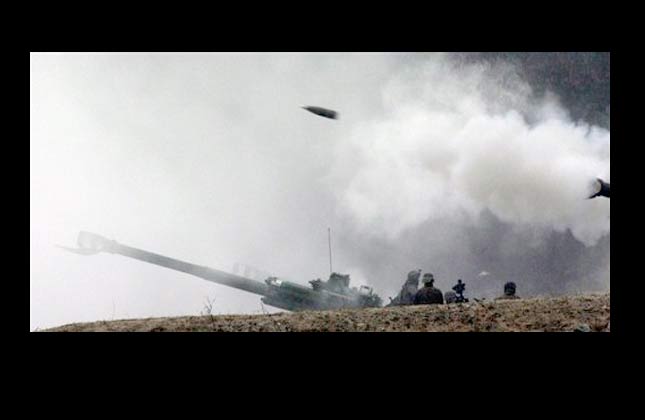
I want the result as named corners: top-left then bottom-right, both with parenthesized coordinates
top-left (30, 53), bottom-right (610, 330)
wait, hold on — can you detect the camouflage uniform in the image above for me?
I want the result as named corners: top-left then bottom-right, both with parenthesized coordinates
top-left (413, 273), bottom-right (444, 305)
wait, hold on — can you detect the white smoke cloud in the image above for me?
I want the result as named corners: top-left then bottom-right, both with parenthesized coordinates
top-left (330, 56), bottom-right (610, 247)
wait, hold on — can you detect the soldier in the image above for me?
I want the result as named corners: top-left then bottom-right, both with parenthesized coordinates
top-left (388, 270), bottom-right (421, 306)
top-left (444, 290), bottom-right (457, 304)
top-left (452, 279), bottom-right (468, 303)
top-left (413, 273), bottom-right (444, 305)
top-left (496, 281), bottom-right (520, 300)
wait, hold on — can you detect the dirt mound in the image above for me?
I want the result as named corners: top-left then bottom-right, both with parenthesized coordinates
top-left (44, 293), bottom-right (610, 332)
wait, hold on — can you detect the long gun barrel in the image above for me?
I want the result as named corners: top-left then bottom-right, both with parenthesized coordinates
top-left (61, 231), bottom-right (382, 312)
top-left (66, 231), bottom-right (269, 296)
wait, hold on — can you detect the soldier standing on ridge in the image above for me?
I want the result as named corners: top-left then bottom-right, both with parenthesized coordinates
top-left (452, 279), bottom-right (468, 303)
top-left (496, 281), bottom-right (520, 300)
top-left (414, 273), bottom-right (444, 305)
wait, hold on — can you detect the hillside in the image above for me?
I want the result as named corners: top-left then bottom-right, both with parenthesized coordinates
top-left (43, 293), bottom-right (610, 332)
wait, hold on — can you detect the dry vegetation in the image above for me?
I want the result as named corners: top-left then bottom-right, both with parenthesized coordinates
top-left (44, 293), bottom-right (610, 332)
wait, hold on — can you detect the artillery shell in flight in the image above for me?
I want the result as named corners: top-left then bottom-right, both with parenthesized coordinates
top-left (302, 106), bottom-right (339, 120)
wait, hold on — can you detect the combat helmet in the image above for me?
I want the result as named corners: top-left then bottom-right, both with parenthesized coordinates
top-left (422, 273), bottom-right (435, 285)
top-left (444, 290), bottom-right (457, 304)
top-left (504, 281), bottom-right (517, 296)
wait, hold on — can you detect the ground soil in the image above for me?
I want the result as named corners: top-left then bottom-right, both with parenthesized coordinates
top-left (44, 293), bottom-right (610, 332)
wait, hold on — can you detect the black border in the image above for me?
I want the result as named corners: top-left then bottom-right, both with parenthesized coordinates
top-left (22, 24), bottom-right (623, 378)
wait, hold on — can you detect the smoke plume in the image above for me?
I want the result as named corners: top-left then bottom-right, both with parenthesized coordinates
top-left (330, 55), bottom-right (610, 299)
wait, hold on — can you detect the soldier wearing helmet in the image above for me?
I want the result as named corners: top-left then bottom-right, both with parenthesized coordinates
top-left (387, 270), bottom-right (421, 306)
top-left (444, 290), bottom-right (458, 304)
top-left (496, 281), bottom-right (520, 300)
top-left (413, 273), bottom-right (444, 305)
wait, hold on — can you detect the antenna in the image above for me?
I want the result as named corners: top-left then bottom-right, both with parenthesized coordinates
top-left (328, 227), bottom-right (333, 275)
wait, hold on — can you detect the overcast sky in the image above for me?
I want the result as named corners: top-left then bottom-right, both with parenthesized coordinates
top-left (30, 53), bottom-right (610, 330)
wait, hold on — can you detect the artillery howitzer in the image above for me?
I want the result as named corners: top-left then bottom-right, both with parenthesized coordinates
top-left (60, 231), bottom-right (382, 312)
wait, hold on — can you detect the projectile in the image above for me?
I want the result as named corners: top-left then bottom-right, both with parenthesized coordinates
top-left (589, 178), bottom-right (610, 199)
top-left (302, 106), bottom-right (339, 120)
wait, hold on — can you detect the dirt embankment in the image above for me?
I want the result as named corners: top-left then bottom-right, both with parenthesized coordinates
top-left (44, 293), bottom-right (610, 332)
